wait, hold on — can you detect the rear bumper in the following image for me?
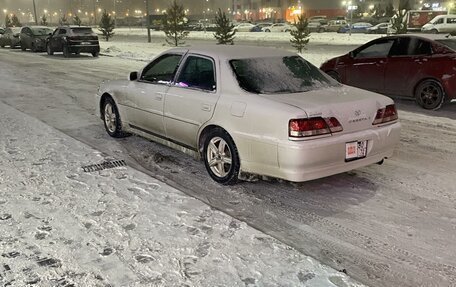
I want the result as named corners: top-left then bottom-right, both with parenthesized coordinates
top-left (274, 121), bottom-right (401, 182)
top-left (68, 44), bottom-right (100, 53)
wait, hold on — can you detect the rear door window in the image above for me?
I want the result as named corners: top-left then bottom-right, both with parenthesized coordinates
top-left (390, 37), bottom-right (432, 56)
top-left (176, 56), bottom-right (216, 91)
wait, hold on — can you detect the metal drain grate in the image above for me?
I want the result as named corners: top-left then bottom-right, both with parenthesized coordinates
top-left (82, 160), bottom-right (126, 173)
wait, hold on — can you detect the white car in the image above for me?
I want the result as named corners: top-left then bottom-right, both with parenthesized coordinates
top-left (96, 46), bottom-right (401, 184)
top-left (233, 23), bottom-right (256, 32)
top-left (421, 14), bottom-right (456, 33)
top-left (262, 23), bottom-right (295, 32)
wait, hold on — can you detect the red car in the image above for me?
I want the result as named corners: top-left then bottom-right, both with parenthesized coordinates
top-left (320, 34), bottom-right (456, 110)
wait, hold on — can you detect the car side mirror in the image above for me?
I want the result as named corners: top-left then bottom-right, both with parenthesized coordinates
top-left (129, 71), bottom-right (138, 81)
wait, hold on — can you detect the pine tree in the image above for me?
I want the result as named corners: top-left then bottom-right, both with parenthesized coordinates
top-left (98, 10), bottom-right (115, 41)
top-left (290, 15), bottom-right (310, 54)
top-left (59, 15), bottom-right (69, 26)
top-left (5, 15), bottom-right (12, 28)
top-left (385, 2), bottom-right (395, 17)
top-left (391, 9), bottom-right (407, 34)
top-left (214, 8), bottom-right (235, 45)
top-left (41, 14), bottom-right (48, 26)
top-left (73, 14), bottom-right (82, 26)
top-left (11, 14), bottom-right (21, 27)
top-left (162, 0), bottom-right (189, 47)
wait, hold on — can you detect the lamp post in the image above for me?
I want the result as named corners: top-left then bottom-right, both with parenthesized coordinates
top-left (145, 0), bottom-right (151, 43)
top-left (33, 0), bottom-right (38, 24)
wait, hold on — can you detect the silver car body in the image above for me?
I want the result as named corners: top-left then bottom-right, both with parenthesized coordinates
top-left (96, 46), bottom-right (401, 182)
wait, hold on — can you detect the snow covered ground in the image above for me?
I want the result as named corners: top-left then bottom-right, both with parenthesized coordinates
top-left (0, 102), bottom-right (363, 286)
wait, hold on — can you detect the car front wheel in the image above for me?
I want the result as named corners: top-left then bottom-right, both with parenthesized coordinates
top-left (92, 51), bottom-right (99, 57)
top-left (102, 97), bottom-right (126, 138)
top-left (46, 43), bottom-right (53, 55)
top-left (203, 129), bottom-right (240, 185)
top-left (415, 80), bottom-right (445, 110)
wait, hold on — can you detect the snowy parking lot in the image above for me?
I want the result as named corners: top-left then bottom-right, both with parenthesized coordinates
top-left (1, 31), bottom-right (456, 287)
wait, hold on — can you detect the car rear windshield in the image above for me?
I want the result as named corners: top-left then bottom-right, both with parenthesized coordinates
top-left (435, 39), bottom-right (456, 51)
top-left (71, 28), bottom-right (94, 35)
top-left (32, 28), bottom-right (53, 36)
top-left (230, 56), bottom-right (338, 94)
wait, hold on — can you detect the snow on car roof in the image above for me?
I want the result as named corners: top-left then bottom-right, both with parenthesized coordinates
top-left (167, 45), bottom-right (296, 60)
top-left (384, 33), bottom-right (456, 41)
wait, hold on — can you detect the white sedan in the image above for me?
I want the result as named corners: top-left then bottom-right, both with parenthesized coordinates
top-left (233, 23), bottom-right (256, 32)
top-left (96, 46), bottom-right (401, 184)
top-left (262, 23), bottom-right (295, 32)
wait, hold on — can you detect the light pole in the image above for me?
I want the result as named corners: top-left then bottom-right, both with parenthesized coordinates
top-left (113, 0), bottom-right (117, 27)
top-left (33, 0), bottom-right (38, 24)
top-left (146, 0), bottom-right (151, 43)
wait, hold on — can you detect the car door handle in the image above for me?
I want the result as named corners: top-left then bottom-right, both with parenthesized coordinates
top-left (201, 104), bottom-right (211, 111)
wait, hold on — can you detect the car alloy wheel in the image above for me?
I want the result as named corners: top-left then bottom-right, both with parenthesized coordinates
top-left (203, 129), bottom-right (240, 185)
top-left (415, 80), bottom-right (445, 110)
top-left (102, 98), bottom-right (125, 138)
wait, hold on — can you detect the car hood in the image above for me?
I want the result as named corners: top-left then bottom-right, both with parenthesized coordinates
top-left (261, 85), bottom-right (394, 133)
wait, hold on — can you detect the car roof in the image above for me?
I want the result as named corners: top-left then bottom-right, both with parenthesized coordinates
top-left (386, 33), bottom-right (456, 41)
top-left (58, 25), bottom-right (92, 29)
top-left (23, 26), bottom-right (53, 29)
top-left (167, 45), bottom-right (296, 61)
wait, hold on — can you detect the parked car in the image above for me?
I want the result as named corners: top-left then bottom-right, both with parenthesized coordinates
top-left (0, 27), bottom-right (5, 35)
top-left (233, 23), bottom-right (256, 32)
top-left (320, 34), bottom-right (456, 110)
top-left (251, 22), bottom-right (273, 32)
top-left (421, 14), bottom-right (456, 34)
top-left (366, 22), bottom-right (389, 34)
top-left (0, 27), bottom-right (22, 48)
top-left (20, 26), bottom-right (54, 52)
top-left (262, 23), bottom-right (295, 32)
top-left (96, 46), bottom-right (400, 185)
top-left (46, 26), bottom-right (100, 58)
top-left (338, 22), bottom-right (373, 33)
top-left (323, 19), bottom-right (348, 32)
top-left (308, 21), bottom-right (325, 33)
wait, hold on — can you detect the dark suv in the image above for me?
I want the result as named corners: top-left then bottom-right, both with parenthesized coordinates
top-left (46, 26), bottom-right (100, 58)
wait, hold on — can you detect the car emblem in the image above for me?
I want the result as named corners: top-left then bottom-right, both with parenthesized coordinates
top-left (354, 109), bottom-right (362, 117)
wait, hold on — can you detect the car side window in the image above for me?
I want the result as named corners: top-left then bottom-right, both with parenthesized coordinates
top-left (435, 18), bottom-right (444, 24)
top-left (140, 54), bottom-right (182, 84)
top-left (390, 38), bottom-right (432, 56)
top-left (448, 18), bottom-right (456, 24)
top-left (176, 56), bottom-right (216, 91)
top-left (354, 39), bottom-right (394, 59)
top-left (59, 29), bottom-right (66, 35)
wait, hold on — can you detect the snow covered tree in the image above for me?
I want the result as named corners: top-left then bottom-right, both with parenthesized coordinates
top-left (41, 14), bottom-right (48, 26)
top-left (391, 9), bottom-right (407, 34)
top-left (385, 2), bottom-right (395, 18)
top-left (290, 15), bottom-right (310, 54)
top-left (214, 8), bottom-right (235, 45)
top-left (99, 10), bottom-right (115, 41)
top-left (59, 15), bottom-right (69, 26)
top-left (162, 0), bottom-right (189, 46)
top-left (4, 15), bottom-right (12, 28)
top-left (11, 14), bottom-right (21, 27)
top-left (73, 14), bottom-right (82, 26)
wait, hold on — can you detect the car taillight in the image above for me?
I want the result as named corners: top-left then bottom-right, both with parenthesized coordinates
top-left (372, 104), bottom-right (398, 125)
top-left (289, 117), bottom-right (343, 138)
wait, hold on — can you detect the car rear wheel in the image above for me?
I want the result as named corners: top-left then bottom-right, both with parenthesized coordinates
top-left (203, 129), bottom-right (240, 185)
top-left (415, 80), bottom-right (445, 110)
top-left (21, 43), bottom-right (26, 51)
top-left (31, 43), bottom-right (37, 52)
top-left (102, 97), bottom-right (125, 138)
top-left (63, 45), bottom-right (70, 58)
top-left (265, 29), bottom-right (271, 32)
top-left (46, 43), bottom-right (53, 55)
top-left (92, 51), bottom-right (99, 57)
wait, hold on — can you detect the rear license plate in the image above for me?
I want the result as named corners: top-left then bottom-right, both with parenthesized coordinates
top-left (82, 42), bottom-right (91, 45)
top-left (345, 140), bottom-right (368, 161)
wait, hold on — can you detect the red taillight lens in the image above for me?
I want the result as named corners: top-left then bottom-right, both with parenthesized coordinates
top-left (373, 104), bottom-right (398, 125)
top-left (289, 117), bottom-right (343, 138)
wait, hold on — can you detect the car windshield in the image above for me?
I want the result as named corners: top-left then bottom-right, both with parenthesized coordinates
top-left (71, 28), bottom-right (94, 35)
top-left (435, 39), bottom-right (456, 51)
top-left (230, 56), bottom-right (338, 94)
top-left (32, 27), bottom-right (53, 36)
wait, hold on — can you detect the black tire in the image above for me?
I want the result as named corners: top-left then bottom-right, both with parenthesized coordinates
top-left (326, 70), bottom-right (341, 83)
top-left (430, 29), bottom-right (438, 34)
top-left (415, 80), bottom-right (445, 110)
top-left (63, 44), bottom-right (70, 58)
top-left (92, 51), bottom-right (99, 57)
top-left (203, 128), bottom-right (240, 185)
top-left (102, 97), bottom-right (125, 138)
top-left (46, 43), bottom-right (53, 55)
top-left (265, 29), bottom-right (271, 32)
top-left (31, 43), bottom-right (37, 52)
top-left (21, 43), bottom-right (26, 51)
